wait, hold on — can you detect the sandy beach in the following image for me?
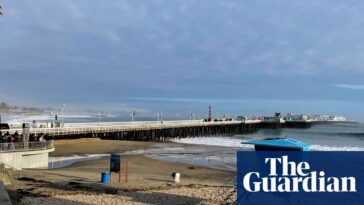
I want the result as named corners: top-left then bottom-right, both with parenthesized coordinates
top-left (5, 139), bottom-right (235, 205)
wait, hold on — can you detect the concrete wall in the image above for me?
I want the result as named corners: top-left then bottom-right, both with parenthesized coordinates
top-left (0, 182), bottom-right (12, 205)
top-left (0, 152), bottom-right (22, 170)
top-left (0, 148), bottom-right (54, 170)
top-left (22, 152), bottom-right (49, 169)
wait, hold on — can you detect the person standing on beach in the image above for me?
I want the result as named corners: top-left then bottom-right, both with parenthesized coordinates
top-left (39, 135), bottom-right (45, 142)
top-left (19, 134), bottom-right (24, 142)
top-left (39, 135), bottom-right (46, 149)
top-left (4, 131), bottom-right (10, 149)
top-left (0, 132), bottom-right (4, 143)
top-left (8, 134), bottom-right (15, 150)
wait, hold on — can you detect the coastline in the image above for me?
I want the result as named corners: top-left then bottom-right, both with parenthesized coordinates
top-left (7, 121), bottom-right (363, 204)
top-left (6, 139), bottom-right (235, 205)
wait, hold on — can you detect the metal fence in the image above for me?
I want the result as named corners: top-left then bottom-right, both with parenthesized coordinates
top-left (0, 140), bottom-right (54, 153)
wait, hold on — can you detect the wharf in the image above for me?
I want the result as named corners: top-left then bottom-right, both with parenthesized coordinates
top-left (0, 119), bottom-right (348, 141)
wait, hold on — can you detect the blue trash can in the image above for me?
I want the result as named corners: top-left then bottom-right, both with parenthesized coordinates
top-left (101, 172), bottom-right (110, 183)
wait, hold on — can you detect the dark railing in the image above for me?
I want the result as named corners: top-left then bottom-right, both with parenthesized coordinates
top-left (0, 140), bottom-right (54, 152)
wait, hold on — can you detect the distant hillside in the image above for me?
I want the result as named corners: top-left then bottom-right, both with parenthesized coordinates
top-left (0, 102), bottom-right (45, 115)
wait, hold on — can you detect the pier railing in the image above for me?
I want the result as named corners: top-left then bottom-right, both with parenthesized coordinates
top-left (0, 140), bottom-right (54, 153)
top-left (1, 120), bottom-right (249, 136)
top-left (0, 119), bottom-right (265, 138)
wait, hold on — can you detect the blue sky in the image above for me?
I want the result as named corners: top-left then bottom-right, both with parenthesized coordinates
top-left (1, 0), bottom-right (364, 120)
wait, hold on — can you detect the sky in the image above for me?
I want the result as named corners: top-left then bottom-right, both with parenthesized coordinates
top-left (1, 0), bottom-right (364, 120)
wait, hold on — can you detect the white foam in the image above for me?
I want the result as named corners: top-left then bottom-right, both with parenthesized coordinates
top-left (60, 115), bottom-right (94, 118)
top-left (48, 154), bottom-right (110, 162)
top-left (48, 154), bottom-right (110, 169)
top-left (2, 115), bottom-right (53, 124)
top-left (171, 137), bottom-right (254, 149)
top-left (172, 137), bottom-right (364, 152)
top-left (123, 146), bottom-right (187, 155)
top-left (310, 145), bottom-right (364, 151)
top-left (2, 114), bottom-right (96, 124)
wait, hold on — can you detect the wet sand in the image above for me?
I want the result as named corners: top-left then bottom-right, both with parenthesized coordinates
top-left (49, 138), bottom-right (154, 157)
top-left (5, 139), bottom-right (235, 205)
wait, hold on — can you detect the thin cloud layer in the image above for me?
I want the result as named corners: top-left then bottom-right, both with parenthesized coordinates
top-left (0, 0), bottom-right (363, 117)
top-left (335, 84), bottom-right (364, 90)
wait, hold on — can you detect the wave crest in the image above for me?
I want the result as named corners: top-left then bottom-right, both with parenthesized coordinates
top-left (172, 137), bottom-right (364, 151)
top-left (310, 145), bottom-right (364, 151)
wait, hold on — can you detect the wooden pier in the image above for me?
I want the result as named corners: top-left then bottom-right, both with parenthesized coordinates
top-left (1, 119), bottom-right (339, 142)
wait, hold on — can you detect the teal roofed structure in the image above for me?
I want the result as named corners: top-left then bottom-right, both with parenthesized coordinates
top-left (242, 138), bottom-right (311, 151)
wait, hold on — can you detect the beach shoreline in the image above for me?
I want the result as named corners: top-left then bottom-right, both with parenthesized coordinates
top-left (5, 138), bottom-right (235, 205)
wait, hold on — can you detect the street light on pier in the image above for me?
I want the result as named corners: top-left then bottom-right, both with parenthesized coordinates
top-left (190, 112), bottom-right (195, 120)
top-left (61, 104), bottom-right (66, 127)
top-left (97, 112), bottom-right (101, 126)
top-left (156, 112), bottom-right (163, 123)
top-left (50, 111), bottom-right (55, 128)
top-left (130, 111), bottom-right (136, 122)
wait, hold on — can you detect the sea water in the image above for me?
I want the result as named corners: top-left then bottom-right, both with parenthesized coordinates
top-left (127, 123), bottom-right (364, 171)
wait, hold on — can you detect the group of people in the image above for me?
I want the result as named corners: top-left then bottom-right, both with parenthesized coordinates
top-left (0, 131), bottom-right (23, 144)
top-left (0, 131), bottom-right (48, 151)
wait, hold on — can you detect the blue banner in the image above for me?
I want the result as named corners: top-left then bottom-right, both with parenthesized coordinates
top-left (237, 151), bottom-right (364, 205)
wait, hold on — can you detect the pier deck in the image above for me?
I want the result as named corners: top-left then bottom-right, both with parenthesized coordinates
top-left (0, 119), bottom-right (348, 141)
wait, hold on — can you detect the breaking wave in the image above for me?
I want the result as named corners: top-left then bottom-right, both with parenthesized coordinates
top-left (172, 137), bottom-right (364, 151)
top-left (310, 145), bottom-right (364, 151)
top-left (171, 137), bottom-right (254, 149)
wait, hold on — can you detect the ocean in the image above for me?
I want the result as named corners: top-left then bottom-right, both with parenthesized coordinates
top-left (126, 122), bottom-right (364, 171)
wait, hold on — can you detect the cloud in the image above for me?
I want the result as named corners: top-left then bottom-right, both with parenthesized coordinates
top-left (335, 84), bottom-right (364, 90)
top-left (2, 0), bottom-right (364, 107)
top-left (125, 97), bottom-right (249, 103)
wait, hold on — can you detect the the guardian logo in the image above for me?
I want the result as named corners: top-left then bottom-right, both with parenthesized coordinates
top-left (243, 156), bottom-right (356, 193)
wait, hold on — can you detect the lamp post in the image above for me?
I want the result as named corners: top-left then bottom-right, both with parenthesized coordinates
top-left (50, 111), bottom-right (55, 128)
top-left (97, 112), bottom-right (101, 126)
top-left (130, 111), bottom-right (136, 122)
top-left (190, 112), bottom-right (196, 120)
top-left (61, 104), bottom-right (66, 127)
